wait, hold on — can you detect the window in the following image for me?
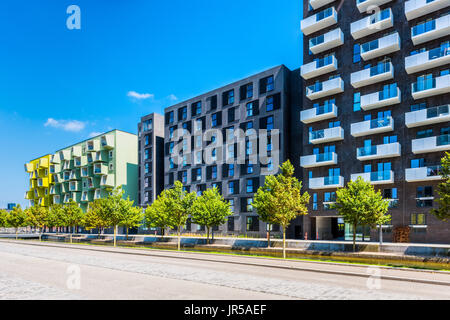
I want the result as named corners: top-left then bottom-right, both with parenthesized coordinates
top-left (246, 121), bottom-right (253, 130)
top-left (143, 119), bottom-right (153, 131)
top-left (383, 135), bottom-right (397, 144)
top-left (181, 171), bottom-right (187, 183)
top-left (246, 140), bottom-right (252, 155)
top-left (266, 96), bottom-right (274, 112)
top-left (228, 181), bottom-right (235, 194)
top-left (192, 101), bottom-right (202, 116)
top-left (228, 108), bottom-right (235, 123)
top-left (207, 95), bottom-right (217, 110)
top-left (416, 186), bottom-right (433, 207)
top-left (353, 92), bottom-right (361, 111)
top-left (266, 116), bottom-right (274, 131)
top-left (384, 188), bottom-right (398, 208)
top-left (353, 44), bottom-right (361, 63)
top-left (246, 163), bottom-right (254, 174)
top-left (411, 213), bottom-right (426, 225)
top-left (169, 126), bottom-right (175, 139)
top-left (411, 158), bottom-right (425, 168)
top-left (228, 164), bottom-right (234, 177)
top-left (166, 111), bottom-right (174, 124)
top-left (145, 135), bottom-right (150, 146)
top-left (246, 216), bottom-right (258, 231)
top-left (240, 83), bottom-right (253, 100)
top-left (179, 106), bottom-right (187, 120)
top-left (228, 215), bottom-right (234, 230)
top-left (410, 102), bottom-right (426, 112)
top-left (223, 89), bottom-right (234, 106)
top-left (212, 113), bottom-right (217, 127)
top-left (212, 166), bottom-right (217, 179)
top-left (169, 158), bottom-right (174, 169)
top-left (145, 163), bottom-right (150, 174)
top-left (417, 129), bottom-right (433, 139)
top-left (246, 179), bottom-right (254, 193)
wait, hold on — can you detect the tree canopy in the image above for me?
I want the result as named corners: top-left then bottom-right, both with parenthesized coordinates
top-left (432, 152), bottom-right (450, 221)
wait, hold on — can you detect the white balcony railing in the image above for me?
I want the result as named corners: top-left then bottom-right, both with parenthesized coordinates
top-left (300, 152), bottom-right (338, 168)
top-left (405, 46), bottom-right (450, 74)
top-left (301, 55), bottom-right (338, 80)
top-left (351, 116), bottom-right (394, 137)
top-left (356, 142), bottom-right (401, 161)
top-left (351, 171), bottom-right (394, 184)
top-left (351, 62), bottom-right (394, 88)
top-left (411, 14), bottom-right (450, 45)
top-left (309, 0), bottom-right (335, 10)
top-left (411, 74), bottom-right (450, 100)
top-left (351, 8), bottom-right (393, 39)
top-left (406, 105), bottom-right (450, 128)
top-left (309, 176), bottom-right (344, 189)
top-left (309, 28), bottom-right (344, 54)
top-left (361, 86), bottom-right (401, 110)
top-left (412, 134), bottom-right (450, 154)
top-left (306, 77), bottom-right (344, 100)
top-left (301, 7), bottom-right (338, 36)
top-left (405, 166), bottom-right (443, 182)
top-left (360, 32), bottom-right (400, 61)
top-left (309, 126), bottom-right (345, 144)
top-left (405, 0), bottom-right (450, 21)
top-left (356, 0), bottom-right (393, 13)
top-left (300, 103), bottom-right (338, 123)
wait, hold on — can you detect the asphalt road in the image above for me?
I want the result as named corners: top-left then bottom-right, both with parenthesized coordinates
top-left (0, 240), bottom-right (448, 300)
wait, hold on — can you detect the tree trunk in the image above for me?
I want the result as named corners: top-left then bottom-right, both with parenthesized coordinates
top-left (283, 227), bottom-right (286, 259)
top-left (114, 225), bottom-right (117, 247)
top-left (267, 224), bottom-right (271, 248)
top-left (177, 228), bottom-right (181, 251)
top-left (379, 224), bottom-right (383, 252)
top-left (212, 228), bottom-right (214, 243)
top-left (353, 223), bottom-right (357, 252)
top-left (206, 227), bottom-right (210, 245)
top-left (126, 227), bottom-right (129, 241)
top-left (15, 228), bottom-right (18, 240)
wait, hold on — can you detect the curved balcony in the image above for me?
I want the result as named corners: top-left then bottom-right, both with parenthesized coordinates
top-left (309, 0), bottom-right (335, 10)
top-left (405, 46), bottom-right (450, 74)
top-left (351, 116), bottom-right (394, 137)
top-left (351, 171), bottom-right (394, 184)
top-left (351, 62), bottom-right (394, 89)
top-left (309, 28), bottom-right (344, 54)
top-left (411, 14), bottom-right (450, 45)
top-left (360, 86), bottom-right (401, 110)
top-left (351, 8), bottom-right (393, 39)
top-left (301, 7), bottom-right (338, 36)
top-left (309, 175), bottom-right (344, 189)
top-left (356, 0), bottom-right (393, 13)
top-left (356, 142), bottom-right (401, 161)
top-left (412, 134), bottom-right (450, 154)
top-left (405, 0), bottom-right (450, 21)
top-left (301, 55), bottom-right (338, 80)
top-left (411, 74), bottom-right (450, 100)
top-left (300, 103), bottom-right (338, 123)
top-left (406, 105), bottom-right (450, 128)
top-left (300, 152), bottom-right (338, 168)
top-left (306, 77), bottom-right (344, 100)
top-left (406, 166), bottom-right (443, 182)
top-left (360, 32), bottom-right (400, 61)
top-left (309, 126), bottom-right (344, 144)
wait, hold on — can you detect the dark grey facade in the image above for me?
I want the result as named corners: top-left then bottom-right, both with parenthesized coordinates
top-left (138, 113), bottom-right (165, 208)
top-left (299, 0), bottom-right (450, 243)
top-left (161, 65), bottom-right (300, 236)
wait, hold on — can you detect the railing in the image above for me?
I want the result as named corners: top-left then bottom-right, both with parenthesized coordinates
top-left (307, 82), bottom-right (323, 95)
top-left (429, 46), bottom-right (450, 60)
top-left (426, 105), bottom-right (449, 118)
top-left (412, 20), bottom-right (436, 37)
top-left (369, 117), bottom-right (391, 129)
top-left (315, 152), bottom-right (334, 162)
top-left (369, 62), bottom-right (391, 76)
top-left (370, 8), bottom-right (390, 25)
top-left (309, 34), bottom-right (325, 47)
top-left (324, 176), bottom-right (340, 185)
top-left (379, 85), bottom-right (398, 100)
top-left (370, 170), bottom-right (391, 181)
top-left (412, 78), bottom-right (436, 92)
top-left (426, 165), bottom-right (442, 177)
top-left (310, 129), bottom-right (325, 140)
top-left (437, 134), bottom-right (450, 146)
top-left (316, 7), bottom-right (333, 21)
top-left (316, 55), bottom-right (334, 68)
top-left (361, 39), bottom-right (379, 53)
top-left (357, 145), bottom-right (377, 157)
top-left (315, 103), bottom-right (334, 115)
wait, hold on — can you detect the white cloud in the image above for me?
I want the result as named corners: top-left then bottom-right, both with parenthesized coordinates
top-left (168, 94), bottom-right (178, 101)
top-left (88, 132), bottom-right (102, 138)
top-left (127, 91), bottom-right (154, 100)
top-left (44, 118), bottom-right (86, 132)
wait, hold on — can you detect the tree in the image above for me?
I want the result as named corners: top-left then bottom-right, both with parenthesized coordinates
top-left (100, 186), bottom-right (130, 247)
top-left (83, 199), bottom-right (110, 238)
top-left (62, 200), bottom-right (84, 244)
top-left (191, 187), bottom-right (232, 244)
top-left (0, 209), bottom-right (8, 229)
top-left (145, 190), bottom-right (177, 239)
top-left (47, 204), bottom-right (65, 234)
top-left (334, 177), bottom-right (390, 252)
top-left (432, 152), bottom-right (450, 221)
top-left (6, 205), bottom-right (28, 240)
top-left (26, 205), bottom-right (49, 241)
top-left (121, 204), bottom-right (144, 240)
top-left (253, 160), bottom-right (310, 259)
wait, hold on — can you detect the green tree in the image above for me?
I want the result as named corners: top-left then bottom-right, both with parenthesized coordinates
top-left (6, 205), bottom-right (28, 240)
top-left (121, 204), bottom-right (144, 240)
top-left (253, 160), bottom-right (310, 259)
top-left (83, 199), bottom-right (110, 238)
top-left (432, 152), bottom-right (450, 221)
top-left (26, 205), bottom-right (49, 241)
top-left (0, 209), bottom-right (8, 229)
top-left (47, 204), bottom-right (65, 234)
top-left (191, 187), bottom-right (231, 244)
top-left (334, 177), bottom-right (390, 252)
top-left (62, 200), bottom-right (85, 244)
top-left (145, 189), bottom-right (178, 239)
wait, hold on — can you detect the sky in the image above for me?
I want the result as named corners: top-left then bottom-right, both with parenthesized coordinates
top-left (0, 0), bottom-right (303, 208)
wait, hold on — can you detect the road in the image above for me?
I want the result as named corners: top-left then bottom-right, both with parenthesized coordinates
top-left (0, 240), bottom-right (448, 300)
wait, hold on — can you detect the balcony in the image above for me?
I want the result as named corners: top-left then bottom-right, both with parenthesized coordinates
top-left (300, 103), bottom-right (338, 123)
top-left (406, 166), bottom-right (443, 182)
top-left (351, 62), bottom-right (394, 88)
top-left (101, 134), bottom-right (115, 149)
top-left (93, 164), bottom-right (108, 175)
top-left (309, 0), bottom-right (335, 10)
top-left (59, 149), bottom-right (71, 161)
top-left (100, 174), bottom-right (115, 187)
top-left (301, 7), bottom-right (338, 36)
top-left (356, 142), bottom-right (401, 161)
top-left (356, 0), bottom-right (393, 13)
top-left (38, 158), bottom-right (49, 168)
top-left (405, 46), bottom-right (450, 74)
top-left (351, 8), bottom-right (393, 39)
top-left (309, 126), bottom-right (344, 144)
top-left (74, 156), bottom-right (87, 167)
top-left (37, 178), bottom-right (49, 188)
top-left (361, 86), bottom-right (401, 110)
top-left (360, 32), bottom-right (400, 61)
top-left (94, 151), bottom-right (107, 162)
top-left (50, 185), bottom-right (58, 195)
top-left (411, 14), bottom-right (450, 45)
top-left (71, 146), bottom-right (82, 157)
top-left (86, 140), bottom-right (101, 152)
top-left (69, 181), bottom-right (81, 192)
top-left (50, 153), bottom-right (61, 164)
top-left (412, 134), bottom-right (450, 154)
top-left (351, 116), bottom-right (394, 137)
top-left (301, 152), bottom-right (338, 168)
top-left (53, 195), bottom-right (61, 205)
top-left (49, 164), bottom-right (61, 174)
top-left (61, 183), bottom-right (70, 194)
top-left (309, 28), bottom-right (344, 54)
top-left (351, 171), bottom-right (394, 184)
top-left (411, 74), bottom-right (450, 100)
top-left (24, 163), bottom-right (34, 173)
top-left (301, 55), bottom-right (338, 80)
top-left (81, 167), bottom-right (90, 178)
top-left (306, 77), bottom-right (344, 100)
top-left (69, 170), bottom-right (80, 180)
top-left (406, 105), bottom-right (450, 128)
top-left (309, 176), bottom-right (344, 189)
top-left (406, 0), bottom-right (450, 21)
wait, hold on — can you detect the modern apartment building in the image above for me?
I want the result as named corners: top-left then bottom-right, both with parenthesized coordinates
top-left (299, 0), bottom-right (450, 243)
top-left (24, 154), bottom-right (53, 208)
top-left (146, 65), bottom-right (303, 237)
top-left (138, 113), bottom-right (165, 207)
top-left (25, 130), bottom-right (138, 211)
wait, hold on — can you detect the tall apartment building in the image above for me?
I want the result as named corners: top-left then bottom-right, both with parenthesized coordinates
top-left (150, 65), bottom-right (303, 236)
top-left (138, 113), bottom-right (165, 207)
top-left (25, 130), bottom-right (138, 211)
top-left (299, 0), bottom-right (450, 243)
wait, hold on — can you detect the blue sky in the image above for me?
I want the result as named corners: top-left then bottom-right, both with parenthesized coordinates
top-left (0, 0), bottom-right (303, 208)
